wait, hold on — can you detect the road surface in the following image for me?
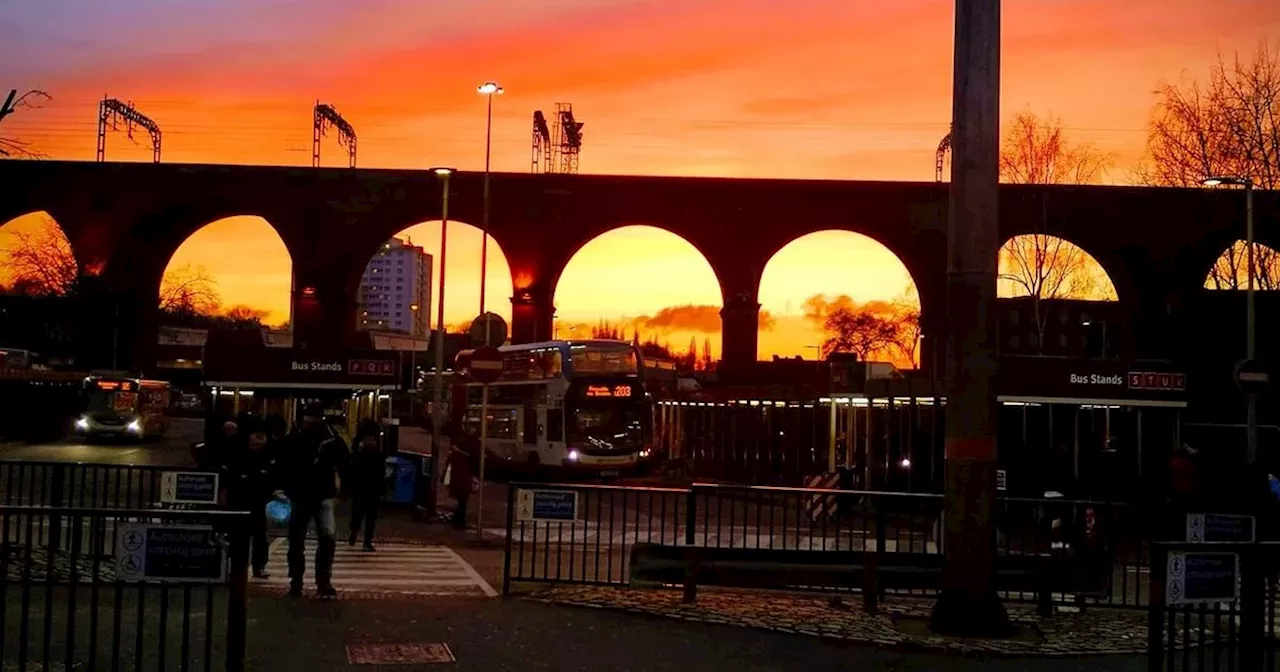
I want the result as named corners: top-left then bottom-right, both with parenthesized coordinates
top-left (0, 417), bottom-right (203, 467)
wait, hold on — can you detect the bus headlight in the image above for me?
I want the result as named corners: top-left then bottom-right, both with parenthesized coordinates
top-left (639, 449), bottom-right (650, 458)
top-left (126, 419), bottom-right (142, 433)
top-left (567, 450), bottom-right (580, 462)
top-left (75, 417), bottom-right (89, 431)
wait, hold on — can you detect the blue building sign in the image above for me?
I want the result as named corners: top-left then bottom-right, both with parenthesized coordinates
top-left (115, 523), bottom-right (227, 583)
top-left (517, 489), bottom-right (580, 522)
top-left (1166, 551), bottom-right (1238, 605)
top-left (161, 471), bottom-right (220, 505)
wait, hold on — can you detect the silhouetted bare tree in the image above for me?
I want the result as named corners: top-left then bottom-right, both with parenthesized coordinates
top-left (1137, 40), bottom-right (1280, 189)
top-left (158, 264), bottom-right (221, 315)
top-left (999, 111), bottom-right (1114, 184)
top-left (804, 294), bottom-right (918, 364)
top-left (889, 285), bottom-right (922, 367)
top-left (222, 305), bottom-right (269, 325)
top-left (0, 89), bottom-right (51, 159)
top-left (1, 226), bottom-right (78, 296)
top-left (821, 309), bottom-right (899, 360)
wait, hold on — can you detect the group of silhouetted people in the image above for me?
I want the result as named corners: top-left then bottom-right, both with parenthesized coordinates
top-left (208, 406), bottom-right (389, 599)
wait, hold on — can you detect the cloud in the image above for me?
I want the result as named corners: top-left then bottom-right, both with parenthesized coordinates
top-left (639, 304), bottom-right (721, 333)
top-left (802, 293), bottom-right (912, 327)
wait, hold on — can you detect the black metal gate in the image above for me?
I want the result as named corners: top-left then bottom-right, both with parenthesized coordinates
top-left (1148, 541), bottom-right (1280, 671)
top-left (1, 506), bottom-right (249, 671)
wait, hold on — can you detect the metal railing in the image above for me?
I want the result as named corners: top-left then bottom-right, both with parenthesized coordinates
top-left (0, 460), bottom-right (215, 510)
top-left (1146, 541), bottom-right (1280, 671)
top-left (501, 481), bottom-right (1149, 608)
top-left (0, 506), bottom-right (249, 672)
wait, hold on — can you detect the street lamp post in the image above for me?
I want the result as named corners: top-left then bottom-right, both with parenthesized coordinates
top-left (477, 81), bottom-right (503, 338)
top-left (475, 82), bottom-right (503, 537)
top-left (429, 167), bottom-right (455, 512)
top-left (1204, 175), bottom-right (1257, 465)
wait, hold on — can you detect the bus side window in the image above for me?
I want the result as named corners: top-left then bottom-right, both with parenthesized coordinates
top-left (546, 409), bottom-right (564, 442)
top-left (523, 407), bottom-right (537, 445)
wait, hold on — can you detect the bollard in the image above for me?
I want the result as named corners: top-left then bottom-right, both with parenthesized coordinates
top-left (48, 464), bottom-right (67, 553)
top-left (1036, 560), bottom-right (1053, 617)
top-left (225, 516), bottom-right (250, 672)
top-left (682, 546), bottom-right (699, 604)
top-left (684, 488), bottom-right (697, 547)
top-left (862, 548), bottom-right (879, 612)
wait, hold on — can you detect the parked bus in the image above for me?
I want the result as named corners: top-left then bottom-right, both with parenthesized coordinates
top-left (453, 340), bottom-right (655, 475)
top-left (75, 376), bottom-right (172, 441)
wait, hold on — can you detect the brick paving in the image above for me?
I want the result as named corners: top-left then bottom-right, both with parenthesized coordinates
top-left (527, 584), bottom-right (1153, 657)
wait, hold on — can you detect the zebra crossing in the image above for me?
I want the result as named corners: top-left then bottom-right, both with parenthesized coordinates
top-left (261, 538), bottom-right (497, 598)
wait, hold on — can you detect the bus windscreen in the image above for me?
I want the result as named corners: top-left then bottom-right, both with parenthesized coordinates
top-left (570, 347), bottom-right (638, 376)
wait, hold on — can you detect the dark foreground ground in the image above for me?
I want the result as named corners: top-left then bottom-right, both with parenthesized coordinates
top-left (246, 595), bottom-right (1147, 672)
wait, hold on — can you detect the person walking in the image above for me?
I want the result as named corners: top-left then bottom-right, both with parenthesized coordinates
top-left (347, 419), bottom-right (385, 551)
top-left (280, 403), bottom-right (350, 599)
top-left (446, 444), bottom-right (474, 531)
top-left (219, 417), bottom-right (280, 579)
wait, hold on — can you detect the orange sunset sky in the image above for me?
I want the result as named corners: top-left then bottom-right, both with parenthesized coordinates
top-left (1, 0), bottom-right (1277, 362)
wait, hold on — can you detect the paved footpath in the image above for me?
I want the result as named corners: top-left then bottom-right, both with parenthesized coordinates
top-left (244, 594), bottom-right (1146, 671)
top-left (260, 538), bottom-right (498, 598)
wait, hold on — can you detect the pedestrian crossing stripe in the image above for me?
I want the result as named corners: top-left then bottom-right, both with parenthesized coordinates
top-left (262, 539), bottom-right (497, 598)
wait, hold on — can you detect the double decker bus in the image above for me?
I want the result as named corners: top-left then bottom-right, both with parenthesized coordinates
top-left (75, 376), bottom-right (172, 441)
top-left (453, 340), bottom-right (654, 475)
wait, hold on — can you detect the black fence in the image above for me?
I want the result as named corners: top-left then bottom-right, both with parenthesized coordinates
top-left (0, 506), bottom-right (249, 672)
top-left (1147, 542), bottom-right (1280, 671)
top-left (501, 481), bottom-right (1152, 608)
top-left (655, 396), bottom-right (1180, 501)
top-left (0, 461), bottom-right (212, 510)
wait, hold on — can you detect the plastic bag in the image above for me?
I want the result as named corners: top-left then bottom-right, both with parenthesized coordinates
top-left (266, 499), bottom-right (292, 525)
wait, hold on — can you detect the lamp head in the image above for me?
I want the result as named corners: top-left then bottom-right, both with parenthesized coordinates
top-left (1204, 176), bottom-right (1250, 187)
top-left (477, 82), bottom-right (503, 95)
top-left (431, 167), bottom-right (455, 177)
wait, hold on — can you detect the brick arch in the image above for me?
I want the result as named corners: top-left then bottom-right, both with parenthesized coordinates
top-left (754, 228), bottom-right (930, 361)
top-left (339, 217), bottom-right (517, 327)
top-left (1199, 238), bottom-right (1280, 290)
top-left (749, 219), bottom-right (944, 326)
top-left (994, 233), bottom-right (1124, 302)
top-left (548, 222), bottom-right (727, 308)
top-left (0, 210), bottom-right (92, 282)
top-left (105, 206), bottom-right (299, 301)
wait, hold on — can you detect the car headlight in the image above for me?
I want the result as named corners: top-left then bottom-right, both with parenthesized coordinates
top-left (639, 449), bottom-right (650, 458)
top-left (567, 450), bottom-right (579, 462)
top-left (75, 417), bottom-right (89, 430)
top-left (126, 419), bottom-right (142, 433)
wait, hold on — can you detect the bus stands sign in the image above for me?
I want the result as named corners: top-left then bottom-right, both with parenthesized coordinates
top-left (995, 357), bottom-right (1187, 403)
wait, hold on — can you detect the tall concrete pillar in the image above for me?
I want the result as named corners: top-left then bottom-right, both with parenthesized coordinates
top-left (510, 287), bottom-right (555, 344)
top-left (930, 0), bottom-right (1012, 636)
top-left (719, 292), bottom-right (761, 376)
top-left (290, 268), bottom-right (358, 351)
